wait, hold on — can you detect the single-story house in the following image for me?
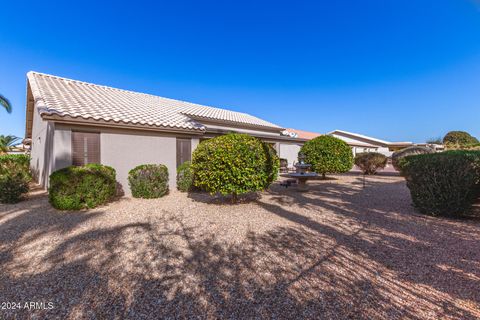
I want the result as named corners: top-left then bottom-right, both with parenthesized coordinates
top-left (25, 72), bottom-right (307, 194)
top-left (328, 130), bottom-right (413, 157)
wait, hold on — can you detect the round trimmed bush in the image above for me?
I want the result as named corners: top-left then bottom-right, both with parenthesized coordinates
top-left (49, 164), bottom-right (116, 210)
top-left (392, 146), bottom-right (434, 171)
top-left (443, 131), bottom-right (478, 147)
top-left (401, 151), bottom-right (480, 217)
top-left (128, 164), bottom-right (169, 198)
top-left (191, 133), bottom-right (279, 201)
top-left (300, 135), bottom-right (353, 178)
top-left (177, 161), bottom-right (194, 192)
top-left (354, 152), bottom-right (387, 175)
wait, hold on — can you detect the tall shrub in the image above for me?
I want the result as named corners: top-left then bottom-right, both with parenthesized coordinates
top-left (354, 152), bottom-right (387, 175)
top-left (0, 154), bottom-right (31, 203)
top-left (262, 142), bottom-right (280, 188)
top-left (49, 164), bottom-right (116, 210)
top-left (300, 135), bottom-right (353, 178)
top-left (192, 133), bottom-right (278, 202)
top-left (128, 164), bottom-right (169, 198)
top-left (400, 151), bottom-right (480, 217)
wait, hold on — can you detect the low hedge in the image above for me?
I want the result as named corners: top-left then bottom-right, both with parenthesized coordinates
top-left (128, 164), bottom-right (169, 198)
top-left (400, 151), bottom-right (480, 217)
top-left (49, 164), bottom-right (116, 210)
top-left (0, 154), bottom-right (31, 204)
top-left (354, 152), bottom-right (387, 175)
top-left (177, 161), bottom-right (194, 192)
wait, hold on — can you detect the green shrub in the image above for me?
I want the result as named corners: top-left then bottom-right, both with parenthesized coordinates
top-left (0, 173), bottom-right (29, 203)
top-left (300, 135), bottom-right (353, 178)
top-left (262, 142), bottom-right (280, 187)
top-left (128, 164), bottom-right (169, 198)
top-left (400, 151), bottom-right (480, 217)
top-left (177, 161), bottom-right (194, 192)
top-left (354, 152), bottom-right (387, 175)
top-left (0, 154), bottom-right (30, 176)
top-left (192, 133), bottom-right (278, 201)
top-left (443, 131), bottom-right (478, 147)
top-left (0, 154), bottom-right (31, 203)
top-left (392, 146), bottom-right (434, 171)
top-left (49, 164), bottom-right (116, 210)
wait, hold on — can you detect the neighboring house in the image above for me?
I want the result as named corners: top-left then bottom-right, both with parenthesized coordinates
top-left (328, 130), bottom-right (413, 157)
top-left (25, 72), bottom-right (306, 194)
top-left (285, 128), bottom-right (380, 158)
top-left (7, 143), bottom-right (29, 155)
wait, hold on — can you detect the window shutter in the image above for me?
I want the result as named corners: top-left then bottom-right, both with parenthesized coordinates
top-left (72, 131), bottom-right (100, 166)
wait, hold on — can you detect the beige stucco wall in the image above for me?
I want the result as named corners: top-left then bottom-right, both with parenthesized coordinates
top-left (30, 105), bottom-right (54, 188)
top-left (52, 124), bottom-right (200, 195)
top-left (47, 122), bottom-right (297, 194)
top-left (278, 143), bottom-right (302, 167)
top-left (100, 129), bottom-right (177, 195)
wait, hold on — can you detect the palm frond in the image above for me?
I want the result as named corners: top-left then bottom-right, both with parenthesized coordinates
top-left (0, 135), bottom-right (20, 153)
top-left (0, 94), bottom-right (12, 113)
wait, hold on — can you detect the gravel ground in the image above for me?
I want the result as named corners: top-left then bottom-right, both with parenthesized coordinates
top-left (1, 172), bottom-right (479, 319)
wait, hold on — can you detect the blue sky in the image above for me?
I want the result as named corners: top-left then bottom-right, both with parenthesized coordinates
top-left (1, 0), bottom-right (480, 142)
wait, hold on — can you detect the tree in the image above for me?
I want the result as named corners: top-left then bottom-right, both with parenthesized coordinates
top-left (426, 137), bottom-right (442, 144)
top-left (300, 135), bottom-right (353, 179)
top-left (192, 133), bottom-right (279, 203)
top-left (0, 135), bottom-right (20, 154)
top-left (0, 95), bottom-right (12, 114)
top-left (443, 131), bottom-right (478, 147)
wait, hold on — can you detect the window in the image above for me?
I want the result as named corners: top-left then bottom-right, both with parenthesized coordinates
top-left (71, 131), bottom-right (100, 166)
top-left (176, 138), bottom-right (191, 168)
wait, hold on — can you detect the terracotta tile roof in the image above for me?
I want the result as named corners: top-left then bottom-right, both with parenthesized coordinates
top-left (27, 72), bottom-right (282, 132)
top-left (285, 128), bottom-right (322, 140)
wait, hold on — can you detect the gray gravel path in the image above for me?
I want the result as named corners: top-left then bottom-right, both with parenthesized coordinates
top-left (1, 173), bottom-right (479, 319)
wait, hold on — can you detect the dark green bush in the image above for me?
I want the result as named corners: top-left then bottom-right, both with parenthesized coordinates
top-left (300, 135), bottom-right (353, 178)
top-left (192, 133), bottom-right (278, 201)
top-left (400, 151), bottom-right (480, 217)
top-left (443, 131), bottom-right (478, 147)
top-left (128, 164), bottom-right (169, 198)
top-left (0, 154), bottom-right (31, 203)
top-left (392, 146), bottom-right (434, 171)
top-left (0, 173), bottom-right (29, 203)
top-left (354, 152), bottom-right (387, 175)
top-left (177, 161), bottom-right (194, 192)
top-left (49, 164), bottom-right (116, 210)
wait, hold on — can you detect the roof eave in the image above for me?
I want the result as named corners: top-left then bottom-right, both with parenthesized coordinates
top-left (41, 114), bottom-right (206, 135)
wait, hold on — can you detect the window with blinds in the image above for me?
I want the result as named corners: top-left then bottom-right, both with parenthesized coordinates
top-left (176, 138), bottom-right (191, 168)
top-left (71, 131), bottom-right (101, 166)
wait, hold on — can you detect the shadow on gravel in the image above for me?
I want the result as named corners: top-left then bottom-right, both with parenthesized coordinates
top-left (1, 175), bottom-right (479, 319)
